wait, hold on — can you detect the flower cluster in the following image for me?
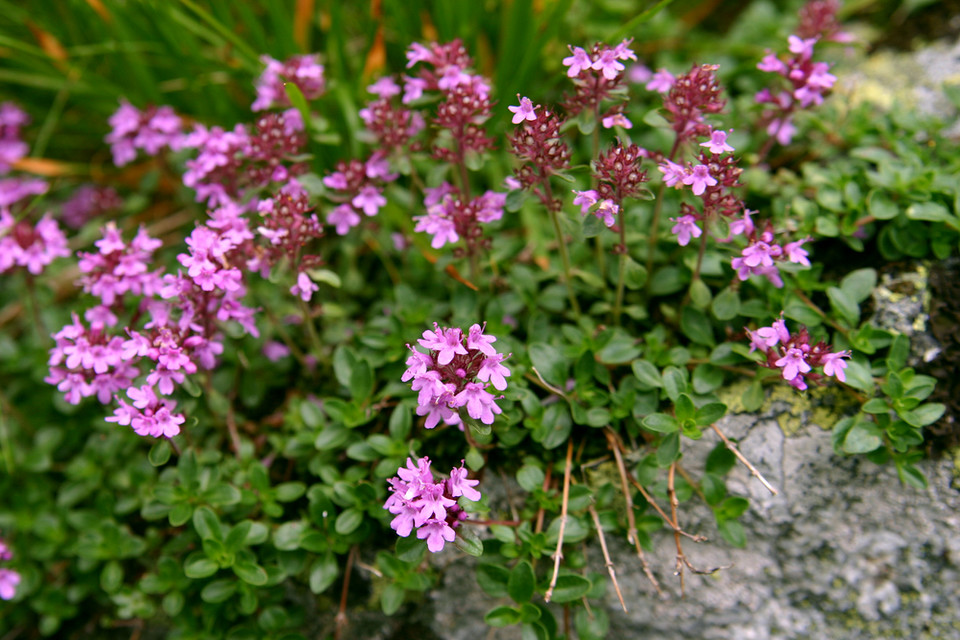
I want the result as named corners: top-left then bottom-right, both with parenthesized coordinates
top-left (60, 185), bottom-right (122, 229)
top-left (359, 76), bottom-right (426, 152)
top-left (106, 101), bottom-right (183, 167)
top-left (663, 64), bottom-right (726, 143)
top-left (561, 39), bottom-right (637, 127)
top-left (413, 184), bottom-right (505, 254)
top-left (0, 102), bottom-right (29, 174)
top-left (253, 180), bottom-right (324, 299)
top-left (252, 54), bottom-right (326, 112)
top-left (405, 40), bottom-right (495, 161)
top-left (573, 142), bottom-right (649, 237)
top-left (322, 153), bottom-right (396, 236)
top-left (756, 35), bottom-right (837, 146)
top-left (730, 217), bottom-right (810, 287)
top-left (747, 315), bottom-right (849, 390)
top-left (0, 208), bottom-right (69, 276)
top-left (797, 0), bottom-right (854, 43)
top-left (402, 323), bottom-right (510, 428)
top-left (76, 222), bottom-right (164, 305)
top-left (659, 128), bottom-right (744, 245)
top-left (384, 456), bottom-right (481, 552)
top-left (508, 100), bottom-right (571, 211)
top-left (0, 534), bottom-right (19, 601)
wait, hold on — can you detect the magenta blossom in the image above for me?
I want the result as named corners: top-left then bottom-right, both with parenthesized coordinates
top-left (747, 314), bottom-right (850, 389)
top-left (670, 214), bottom-right (702, 246)
top-left (508, 95), bottom-right (538, 124)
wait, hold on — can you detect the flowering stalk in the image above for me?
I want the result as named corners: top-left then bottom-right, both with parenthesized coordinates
top-left (746, 314), bottom-right (850, 390)
top-left (383, 456), bottom-right (481, 552)
top-left (0, 534), bottom-right (18, 601)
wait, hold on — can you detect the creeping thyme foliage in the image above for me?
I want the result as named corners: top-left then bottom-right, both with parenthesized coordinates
top-left (1, 1), bottom-right (957, 638)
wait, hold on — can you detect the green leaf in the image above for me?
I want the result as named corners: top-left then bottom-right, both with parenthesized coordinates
top-left (193, 506), bottom-right (223, 541)
top-left (381, 583), bottom-right (405, 615)
top-left (896, 463), bottom-right (928, 489)
top-left (681, 306), bottom-right (715, 346)
top-left (233, 561), bottom-right (268, 586)
top-left (203, 483), bottom-right (242, 506)
top-left (516, 465), bottom-right (545, 492)
top-left (396, 536), bottom-right (427, 563)
top-left (718, 519), bottom-right (746, 547)
top-left (275, 482), bottom-right (307, 502)
top-left (454, 529), bottom-right (484, 557)
top-left (705, 443), bottom-right (736, 475)
top-left (867, 190), bottom-right (899, 220)
top-left (169, 502), bottom-right (192, 527)
top-left (674, 394), bottom-right (696, 422)
top-left (886, 334), bottom-right (910, 371)
top-left (711, 287), bottom-right (740, 321)
top-left (701, 473), bottom-right (726, 505)
top-left (661, 366), bottom-right (687, 402)
top-left (689, 278), bottom-right (712, 310)
top-left (641, 413), bottom-right (678, 434)
top-left (273, 521), bottom-right (305, 551)
top-left (100, 561), bottom-right (123, 594)
top-left (631, 359), bottom-right (662, 389)
top-left (508, 561), bottom-right (536, 603)
top-left (201, 579), bottom-right (237, 603)
top-left (695, 402), bottom-right (727, 426)
top-left (184, 557), bottom-right (219, 579)
top-left (843, 420), bottom-right (883, 454)
top-left (827, 286), bottom-right (859, 326)
top-left (476, 564), bottom-right (511, 598)
top-left (148, 440), bottom-right (172, 466)
top-left (389, 405), bottom-right (412, 440)
top-left (900, 403), bottom-right (945, 428)
top-left (862, 398), bottom-right (890, 414)
top-left (335, 508), bottom-right (364, 535)
top-left (906, 201), bottom-right (954, 223)
top-left (485, 606), bottom-right (522, 627)
top-left (742, 380), bottom-right (765, 412)
top-left (623, 257), bottom-right (647, 289)
top-left (349, 358), bottom-right (374, 400)
top-left (657, 432), bottom-right (681, 467)
top-left (310, 553), bottom-right (339, 594)
top-left (843, 360), bottom-right (876, 393)
top-left (528, 343), bottom-right (566, 387)
top-left (649, 266), bottom-right (686, 296)
top-left (575, 607), bottom-right (610, 640)
top-left (548, 574), bottom-right (592, 603)
top-left (333, 345), bottom-right (357, 389)
top-left (840, 268), bottom-right (877, 304)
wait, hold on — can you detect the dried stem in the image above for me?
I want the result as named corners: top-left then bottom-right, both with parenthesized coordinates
top-left (544, 439), bottom-right (574, 603)
top-left (527, 367), bottom-right (569, 399)
top-left (588, 504), bottom-right (627, 612)
top-left (605, 428), bottom-right (662, 594)
top-left (710, 423), bottom-right (778, 495)
top-left (534, 463), bottom-right (552, 534)
top-left (668, 462), bottom-right (685, 596)
top-left (334, 545), bottom-right (357, 640)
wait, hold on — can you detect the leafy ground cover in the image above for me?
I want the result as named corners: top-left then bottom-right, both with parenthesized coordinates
top-left (1, 1), bottom-right (958, 638)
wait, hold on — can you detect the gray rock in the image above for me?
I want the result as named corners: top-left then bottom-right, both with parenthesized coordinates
top-left (424, 402), bottom-right (960, 640)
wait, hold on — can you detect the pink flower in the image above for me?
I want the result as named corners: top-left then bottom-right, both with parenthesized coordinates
top-left (601, 113), bottom-right (633, 129)
top-left (466, 323), bottom-right (497, 356)
top-left (419, 325), bottom-right (467, 365)
top-left (788, 35), bottom-right (817, 60)
top-left (572, 189), bottom-right (599, 214)
top-left (646, 69), bottom-right (675, 93)
top-left (290, 272), bottom-right (319, 302)
top-left (591, 48), bottom-right (625, 80)
top-left (406, 42), bottom-right (433, 68)
top-left (508, 95), bottom-right (538, 124)
top-left (448, 463), bottom-right (482, 501)
top-left (783, 237), bottom-right (811, 266)
top-left (682, 164), bottom-right (718, 196)
top-left (658, 159), bottom-right (688, 188)
top-left (822, 351), bottom-right (849, 382)
top-left (627, 63), bottom-right (653, 84)
top-left (453, 382), bottom-right (501, 424)
top-left (477, 354), bottom-right (511, 391)
top-left (327, 204), bottom-right (361, 235)
top-left (700, 130), bottom-right (735, 155)
top-left (417, 519), bottom-right (456, 552)
top-left (367, 76), bottom-right (401, 98)
top-left (263, 341), bottom-right (291, 361)
top-left (352, 186), bottom-right (387, 216)
top-left (594, 199), bottom-right (618, 228)
top-left (562, 46), bottom-right (593, 77)
top-left (775, 347), bottom-right (811, 381)
top-left (0, 568), bottom-right (19, 600)
top-left (670, 215), bottom-right (702, 246)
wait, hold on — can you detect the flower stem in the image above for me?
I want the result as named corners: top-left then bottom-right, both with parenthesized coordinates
top-left (0, 394), bottom-right (14, 474)
top-left (645, 139), bottom-right (681, 296)
top-left (613, 208), bottom-right (628, 326)
top-left (298, 297), bottom-right (324, 357)
top-left (692, 226), bottom-right (709, 283)
top-left (544, 179), bottom-right (581, 320)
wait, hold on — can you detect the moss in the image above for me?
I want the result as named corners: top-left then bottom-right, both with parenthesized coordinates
top-left (719, 379), bottom-right (858, 436)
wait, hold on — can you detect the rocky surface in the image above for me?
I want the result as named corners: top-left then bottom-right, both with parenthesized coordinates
top-left (419, 398), bottom-right (960, 640)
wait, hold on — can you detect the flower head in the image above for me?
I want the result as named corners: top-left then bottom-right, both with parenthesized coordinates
top-left (508, 95), bottom-right (538, 124)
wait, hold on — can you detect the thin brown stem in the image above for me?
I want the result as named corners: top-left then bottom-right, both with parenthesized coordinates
top-left (588, 504), bottom-right (627, 612)
top-left (334, 546), bottom-right (357, 640)
top-left (605, 428), bottom-right (662, 594)
top-left (668, 462), bottom-right (685, 595)
top-left (710, 423), bottom-right (778, 495)
top-left (544, 440), bottom-right (574, 603)
top-left (543, 179), bottom-right (582, 320)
